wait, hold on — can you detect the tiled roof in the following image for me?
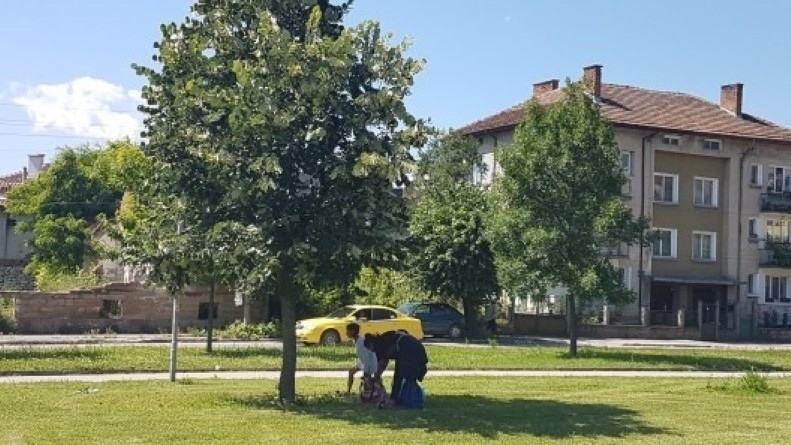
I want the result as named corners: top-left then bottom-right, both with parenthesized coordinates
top-left (0, 170), bottom-right (25, 193)
top-left (459, 83), bottom-right (791, 144)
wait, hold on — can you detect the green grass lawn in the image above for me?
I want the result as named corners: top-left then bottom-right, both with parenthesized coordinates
top-left (0, 344), bottom-right (790, 374)
top-left (0, 377), bottom-right (789, 444)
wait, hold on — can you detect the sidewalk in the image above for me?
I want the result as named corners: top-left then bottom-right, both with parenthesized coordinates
top-left (1, 369), bottom-right (790, 384)
top-left (0, 333), bottom-right (789, 350)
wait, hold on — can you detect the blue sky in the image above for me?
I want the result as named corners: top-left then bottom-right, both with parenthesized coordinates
top-left (2, 0), bottom-right (790, 173)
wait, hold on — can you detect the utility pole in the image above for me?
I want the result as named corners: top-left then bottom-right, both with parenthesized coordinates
top-left (169, 221), bottom-right (183, 383)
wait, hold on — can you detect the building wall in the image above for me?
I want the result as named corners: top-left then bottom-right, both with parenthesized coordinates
top-left (0, 210), bottom-right (32, 261)
top-left (6, 283), bottom-right (253, 334)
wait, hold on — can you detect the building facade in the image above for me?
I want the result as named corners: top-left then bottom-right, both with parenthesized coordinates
top-left (460, 65), bottom-right (791, 337)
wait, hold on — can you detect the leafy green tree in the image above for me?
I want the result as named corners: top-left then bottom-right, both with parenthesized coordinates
top-left (6, 141), bottom-right (148, 285)
top-left (496, 82), bottom-right (646, 356)
top-left (408, 134), bottom-right (499, 335)
top-left (354, 266), bottom-right (430, 308)
top-left (133, 0), bottom-right (427, 402)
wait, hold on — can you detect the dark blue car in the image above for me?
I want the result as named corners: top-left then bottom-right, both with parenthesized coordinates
top-left (397, 302), bottom-right (466, 339)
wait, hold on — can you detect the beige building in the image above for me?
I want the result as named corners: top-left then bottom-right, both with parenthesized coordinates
top-left (460, 65), bottom-right (791, 337)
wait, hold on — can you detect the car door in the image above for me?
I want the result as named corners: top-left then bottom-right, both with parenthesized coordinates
top-left (368, 308), bottom-right (399, 335)
top-left (410, 304), bottom-right (436, 334)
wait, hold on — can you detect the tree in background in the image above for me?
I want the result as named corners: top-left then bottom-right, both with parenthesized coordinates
top-left (133, 0), bottom-right (428, 402)
top-left (495, 82), bottom-right (646, 357)
top-left (408, 134), bottom-right (499, 336)
top-left (6, 141), bottom-right (148, 290)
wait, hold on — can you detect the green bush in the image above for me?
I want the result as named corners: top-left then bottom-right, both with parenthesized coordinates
top-left (739, 370), bottom-right (772, 393)
top-left (215, 320), bottom-right (282, 340)
top-left (0, 297), bottom-right (15, 333)
top-left (34, 266), bottom-right (101, 292)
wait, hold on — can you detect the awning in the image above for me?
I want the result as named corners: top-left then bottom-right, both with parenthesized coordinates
top-left (649, 275), bottom-right (737, 286)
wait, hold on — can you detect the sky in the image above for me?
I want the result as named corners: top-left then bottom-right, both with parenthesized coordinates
top-left (2, 0), bottom-right (791, 174)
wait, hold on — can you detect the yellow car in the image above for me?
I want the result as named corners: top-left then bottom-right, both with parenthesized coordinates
top-left (296, 304), bottom-right (424, 346)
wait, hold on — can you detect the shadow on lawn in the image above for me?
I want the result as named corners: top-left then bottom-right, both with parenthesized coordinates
top-left (232, 394), bottom-right (670, 440)
top-left (0, 347), bottom-right (105, 361)
top-left (574, 349), bottom-right (781, 371)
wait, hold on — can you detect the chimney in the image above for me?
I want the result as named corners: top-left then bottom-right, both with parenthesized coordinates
top-left (22, 167), bottom-right (28, 181)
top-left (720, 83), bottom-right (743, 116)
top-left (583, 64), bottom-right (603, 98)
top-left (27, 154), bottom-right (45, 179)
top-left (533, 79), bottom-right (560, 97)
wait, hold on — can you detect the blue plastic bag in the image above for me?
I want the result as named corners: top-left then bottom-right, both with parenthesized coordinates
top-left (397, 379), bottom-right (425, 409)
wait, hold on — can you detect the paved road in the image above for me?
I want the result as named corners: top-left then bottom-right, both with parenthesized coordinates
top-left (1, 369), bottom-right (790, 385)
top-left (1, 334), bottom-right (790, 350)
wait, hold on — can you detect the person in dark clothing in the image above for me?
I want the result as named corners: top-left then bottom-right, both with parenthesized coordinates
top-left (370, 330), bottom-right (428, 403)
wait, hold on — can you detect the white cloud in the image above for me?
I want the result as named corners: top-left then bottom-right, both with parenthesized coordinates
top-left (13, 77), bottom-right (143, 140)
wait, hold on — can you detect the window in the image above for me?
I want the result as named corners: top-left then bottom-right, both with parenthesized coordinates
top-left (764, 276), bottom-right (789, 303)
top-left (748, 218), bottom-right (758, 239)
top-left (693, 177), bottom-right (719, 207)
top-left (353, 309), bottom-right (372, 321)
top-left (100, 300), bottom-right (123, 319)
top-left (472, 164), bottom-right (484, 185)
top-left (662, 135), bottom-right (680, 146)
top-left (750, 164), bottom-right (763, 186)
top-left (702, 139), bottom-right (721, 151)
top-left (198, 303), bottom-right (218, 320)
top-left (620, 151), bottom-right (634, 176)
top-left (652, 228), bottom-right (677, 258)
top-left (747, 274), bottom-right (757, 296)
top-left (768, 166), bottom-right (791, 193)
top-left (692, 231), bottom-right (717, 261)
top-left (370, 308), bottom-right (397, 321)
top-left (618, 267), bottom-right (632, 290)
top-left (766, 220), bottom-right (791, 243)
top-left (654, 173), bottom-right (679, 204)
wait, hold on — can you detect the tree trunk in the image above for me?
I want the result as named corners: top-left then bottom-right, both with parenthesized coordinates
top-left (277, 265), bottom-right (298, 404)
top-left (566, 294), bottom-right (578, 357)
top-left (462, 299), bottom-right (480, 339)
top-left (261, 291), bottom-right (271, 322)
top-left (243, 295), bottom-right (252, 325)
top-left (206, 275), bottom-right (215, 354)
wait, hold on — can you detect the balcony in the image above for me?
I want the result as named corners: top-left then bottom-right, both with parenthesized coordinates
top-left (759, 242), bottom-right (791, 268)
top-left (761, 192), bottom-right (791, 213)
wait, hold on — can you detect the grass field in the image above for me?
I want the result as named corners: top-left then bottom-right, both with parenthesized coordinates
top-left (0, 377), bottom-right (789, 444)
top-left (0, 344), bottom-right (790, 375)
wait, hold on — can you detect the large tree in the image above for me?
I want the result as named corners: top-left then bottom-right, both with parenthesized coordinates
top-left (133, 0), bottom-right (427, 402)
top-left (495, 82), bottom-right (645, 356)
top-left (408, 134), bottom-right (499, 336)
top-left (6, 141), bottom-right (148, 286)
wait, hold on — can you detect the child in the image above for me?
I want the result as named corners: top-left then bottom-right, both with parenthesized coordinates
top-left (361, 334), bottom-right (387, 406)
top-left (345, 322), bottom-right (377, 394)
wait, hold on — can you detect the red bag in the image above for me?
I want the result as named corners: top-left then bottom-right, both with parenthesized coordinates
top-left (360, 379), bottom-right (386, 404)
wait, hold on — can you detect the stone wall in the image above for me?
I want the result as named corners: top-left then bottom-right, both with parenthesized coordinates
top-left (0, 263), bottom-right (34, 291)
top-left (5, 283), bottom-right (251, 334)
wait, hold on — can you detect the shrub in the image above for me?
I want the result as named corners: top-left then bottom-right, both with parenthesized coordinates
top-left (34, 266), bottom-right (100, 292)
top-left (216, 320), bottom-right (282, 340)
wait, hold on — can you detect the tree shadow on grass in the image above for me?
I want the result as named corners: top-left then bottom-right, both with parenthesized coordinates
top-left (231, 394), bottom-right (670, 440)
top-left (574, 349), bottom-right (782, 371)
top-left (0, 347), bottom-right (105, 361)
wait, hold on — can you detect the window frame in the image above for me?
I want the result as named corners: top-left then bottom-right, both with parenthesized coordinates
top-left (750, 164), bottom-right (763, 187)
top-left (620, 151), bottom-right (634, 176)
top-left (662, 135), bottom-right (681, 146)
top-left (691, 230), bottom-right (717, 262)
top-left (747, 273), bottom-right (758, 297)
top-left (653, 173), bottom-right (679, 204)
top-left (652, 228), bottom-right (678, 259)
top-left (702, 139), bottom-right (721, 151)
top-left (768, 165), bottom-right (791, 193)
top-left (764, 275), bottom-right (789, 303)
top-left (693, 176), bottom-right (719, 208)
top-left (748, 217), bottom-right (758, 239)
top-left (766, 219), bottom-right (791, 244)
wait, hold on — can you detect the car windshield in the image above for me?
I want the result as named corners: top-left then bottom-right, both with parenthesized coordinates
top-left (327, 306), bottom-right (355, 319)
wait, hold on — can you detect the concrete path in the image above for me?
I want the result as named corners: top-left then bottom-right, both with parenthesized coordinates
top-left (1, 333), bottom-right (790, 349)
top-left (1, 369), bottom-right (789, 384)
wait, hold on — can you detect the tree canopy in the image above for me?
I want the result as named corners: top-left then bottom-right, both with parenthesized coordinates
top-left (133, 0), bottom-right (428, 402)
top-left (408, 134), bottom-right (499, 334)
top-left (494, 82), bottom-right (646, 355)
top-left (6, 141), bottom-right (148, 287)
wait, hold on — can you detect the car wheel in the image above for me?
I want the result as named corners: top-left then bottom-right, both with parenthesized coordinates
top-left (319, 329), bottom-right (341, 346)
top-left (448, 324), bottom-right (463, 339)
